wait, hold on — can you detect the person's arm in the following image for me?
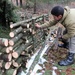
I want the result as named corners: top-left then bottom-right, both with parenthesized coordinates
top-left (35, 20), bottom-right (58, 28)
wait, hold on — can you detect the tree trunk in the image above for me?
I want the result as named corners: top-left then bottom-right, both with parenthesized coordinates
top-left (20, 0), bottom-right (22, 7)
top-left (34, 0), bottom-right (36, 14)
top-left (16, 0), bottom-right (18, 6)
top-left (2, 1), bottom-right (6, 27)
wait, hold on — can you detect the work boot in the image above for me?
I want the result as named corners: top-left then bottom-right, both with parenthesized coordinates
top-left (58, 52), bottom-right (74, 66)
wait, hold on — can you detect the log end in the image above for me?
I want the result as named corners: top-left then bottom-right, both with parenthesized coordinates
top-left (4, 39), bottom-right (8, 47)
top-left (13, 61), bottom-right (19, 68)
top-left (9, 40), bottom-right (14, 46)
top-left (12, 52), bottom-right (18, 58)
top-left (13, 70), bottom-right (17, 75)
top-left (6, 47), bottom-right (10, 53)
top-left (9, 32), bottom-right (14, 38)
top-left (8, 54), bottom-right (12, 61)
top-left (5, 62), bottom-right (11, 69)
top-left (9, 46), bottom-right (13, 51)
top-left (10, 25), bottom-right (13, 28)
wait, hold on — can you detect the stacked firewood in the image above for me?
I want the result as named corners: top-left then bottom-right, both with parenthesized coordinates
top-left (0, 14), bottom-right (49, 75)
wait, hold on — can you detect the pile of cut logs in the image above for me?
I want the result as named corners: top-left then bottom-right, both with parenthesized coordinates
top-left (0, 14), bottom-right (50, 75)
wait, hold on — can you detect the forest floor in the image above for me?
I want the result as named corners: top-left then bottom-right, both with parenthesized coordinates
top-left (44, 47), bottom-right (75, 75)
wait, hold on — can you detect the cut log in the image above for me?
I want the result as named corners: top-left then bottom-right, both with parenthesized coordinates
top-left (0, 53), bottom-right (12, 62)
top-left (13, 40), bottom-right (23, 50)
top-left (9, 40), bottom-right (23, 51)
top-left (9, 33), bottom-right (23, 46)
top-left (12, 42), bottom-right (32, 58)
top-left (10, 14), bottom-right (48, 29)
top-left (21, 53), bottom-right (30, 58)
top-left (12, 57), bottom-right (22, 68)
top-left (5, 68), bottom-right (17, 75)
top-left (8, 46), bottom-right (13, 51)
top-left (2, 62), bottom-right (12, 69)
top-left (9, 26), bottom-right (23, 37)
top-left (10, 18), bottom-right (32, 28)
top-left (0, 60), bottom-right (3, 68)
top-left (1, 46), bottom-right (13, 53)
top-left (12, 44), bottom-right (25, 58)
top-left (21, 22), bottom-right (32, 28)
top-left (0, 47), bottom-right (10, 53)
top-left (0, 69), bottom-right (3, 75)
top-left (0, 38), bottom-right (8, 47)
top-left (12, 60), bottom-right (19, 68)
top-left (4, 47), bottom-right (11, 53)
top-left (23, 28), bottom-right (32, 33)
top-left (6, 47), bottom-right (10, 53)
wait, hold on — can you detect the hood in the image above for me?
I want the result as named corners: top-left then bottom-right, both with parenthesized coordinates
top-left (60, 6), bottom-right (70, 22)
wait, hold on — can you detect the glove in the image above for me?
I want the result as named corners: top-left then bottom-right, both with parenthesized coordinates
top-left (58, 36), bottom-right (69, 48)
top-left (59, 36), bottom-right (67, 44)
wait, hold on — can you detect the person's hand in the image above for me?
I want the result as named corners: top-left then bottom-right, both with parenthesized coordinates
top-left (59, 36), bottom-right (67, 43)
top-left (35, 23), bottom-right (41, 28)
top-left (59, 36), bottom-right (63, 41)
